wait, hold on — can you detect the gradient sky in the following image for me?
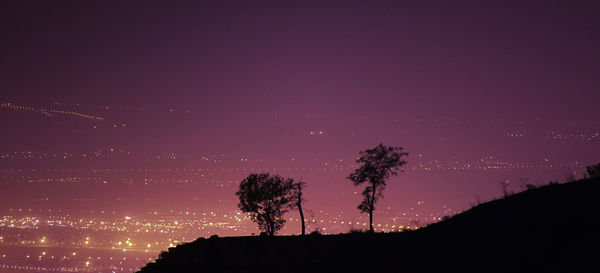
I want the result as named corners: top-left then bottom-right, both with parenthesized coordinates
top-left (1, 1), bottom-right (600, 221)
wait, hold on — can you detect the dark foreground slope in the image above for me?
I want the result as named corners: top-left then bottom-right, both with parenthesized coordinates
top-left (138, 177), bottom-right (600, 273)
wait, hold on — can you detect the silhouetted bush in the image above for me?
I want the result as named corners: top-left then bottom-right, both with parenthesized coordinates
top-left (309, 230), bottom-right (321, 236)
top-left (587, 163), bottom-right (600, 178)
top-left (526, 183), bottom-right (537, 190)
top-left (348, 227), bottom-right (366, 234)
top-left (564, 172), bottom-right (576, 182)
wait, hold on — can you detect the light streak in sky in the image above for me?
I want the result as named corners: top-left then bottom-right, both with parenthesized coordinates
top-left (1, 102), bottom-right (104, 121)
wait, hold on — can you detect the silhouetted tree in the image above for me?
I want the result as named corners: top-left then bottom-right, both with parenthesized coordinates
top-left (519, 177), bottom-right (530, 191)
top-left (293, 177), bottom-right (307, 235)
top-left (347, 143), bottom-right (408, 232)
top-left (236, 173), bottom-right (296, 236)
top-left (498, 179), bottom-right (510, 197)
top-left (586, 163), bottom-right (600, 178)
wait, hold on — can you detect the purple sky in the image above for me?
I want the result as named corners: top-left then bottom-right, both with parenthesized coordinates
top-left (1, 1), bottom-right (600, 222)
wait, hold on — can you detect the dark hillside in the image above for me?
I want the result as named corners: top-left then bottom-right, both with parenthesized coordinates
top-left (138, 177), bottom-right (600, 273)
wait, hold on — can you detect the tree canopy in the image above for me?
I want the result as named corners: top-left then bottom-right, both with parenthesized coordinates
top-left (236, 173), bottom-right (297, 236)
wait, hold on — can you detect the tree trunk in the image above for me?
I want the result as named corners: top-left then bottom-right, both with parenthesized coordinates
top-left (266, 210), bottom-right (274, 236)
top-left (369, 184), bottom-right (377, 233)
top-left (268, 221), bottom-right (273, 236)
top-left (298, 199), bottom-right (305, 235)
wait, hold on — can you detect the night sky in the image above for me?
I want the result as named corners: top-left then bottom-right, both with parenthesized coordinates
top-left (1, 0), bottom-right (600, 229)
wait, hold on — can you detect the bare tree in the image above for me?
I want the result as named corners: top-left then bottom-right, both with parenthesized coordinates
top-left (519, 177), bottom-right (530, 191)
top-left (347, 143), bottom-right (408, 232)
top-left (293, 177), bottom-right (307, 235)
top-left (498, 179), bottom-right (510, 197)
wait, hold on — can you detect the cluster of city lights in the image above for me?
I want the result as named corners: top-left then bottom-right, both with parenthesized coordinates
top-left (0, 205), bottom-right (447, 272)
top-left (544, 131), bottom-right (600, 142)
top-left (0, 156), bottom-right (587, 187)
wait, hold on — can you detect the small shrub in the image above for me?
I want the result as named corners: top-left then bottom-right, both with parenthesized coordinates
top-left (525, 183), bottom-right (537, 190)
top-left (348, 227), bottom-right (366, 234)
top-left (564, 173), bottom-right (576, 183)
top-left (586, 163), bottom-right (600, 178)
top-left (498, 180), bottom-right (510, 197)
